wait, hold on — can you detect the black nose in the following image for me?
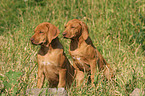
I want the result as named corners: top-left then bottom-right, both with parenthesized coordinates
top-left (63, 32), bottom-right (67, 36)
top-left (30, 37), bottom-right (34, 42)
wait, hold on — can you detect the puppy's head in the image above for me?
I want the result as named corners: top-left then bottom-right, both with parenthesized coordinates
top-left (63, 19), bottom-right (89, 40)
top-left (30, 22), bottom-right (60, 46)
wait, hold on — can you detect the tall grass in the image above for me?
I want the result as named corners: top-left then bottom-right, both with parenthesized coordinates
top-left (0, 0), bottom-right (144, 95)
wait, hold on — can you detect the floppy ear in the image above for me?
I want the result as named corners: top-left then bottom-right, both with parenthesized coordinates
top-left (46, 23), bottom-right (60, 45)
top-left (80, 21), bottom-right (89, 40)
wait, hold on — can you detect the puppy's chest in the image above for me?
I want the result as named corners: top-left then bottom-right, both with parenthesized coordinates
top-left (70, 50), bottom-right (88, 64)
top-left (37, 52), bottom-right (60, 67)
top-left (38, 59), bottom-right (58, 67)
top-left (70, 45), bottom-right (96, 62)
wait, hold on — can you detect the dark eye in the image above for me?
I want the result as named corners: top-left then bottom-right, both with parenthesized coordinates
top-left (39, 31), bottom-right (43, 33)
top-left (71, 26), bottom-right (75, 28)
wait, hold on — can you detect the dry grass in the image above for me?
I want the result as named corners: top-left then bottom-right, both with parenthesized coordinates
top-left (0, 0), bottom-right (145, 95)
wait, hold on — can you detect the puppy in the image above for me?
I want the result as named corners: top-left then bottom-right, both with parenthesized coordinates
top-left (30, 22), bottom-right (83, 89)
top-left (63, 19), bottom-right (114, 85)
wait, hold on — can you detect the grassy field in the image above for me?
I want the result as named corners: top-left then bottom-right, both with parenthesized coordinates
top-left (0, 0), bottom-right (145, 95)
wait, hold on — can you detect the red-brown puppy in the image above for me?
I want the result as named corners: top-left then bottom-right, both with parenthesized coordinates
top-left (63, 19), bottom-right (114, 85)
top-left (30, 22), bottom-right (83, 89)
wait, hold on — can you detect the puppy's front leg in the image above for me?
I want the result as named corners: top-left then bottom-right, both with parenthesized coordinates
top-left (37, 66), bottom-right (45, 88)
top-left (58, 68), bottom-right (66, 88)
top-left (90, 59), bottom-right (97, 86)
top-left (75, 70), bottom-right (84, 86)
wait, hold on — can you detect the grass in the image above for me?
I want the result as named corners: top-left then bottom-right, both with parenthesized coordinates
top-left (0, 0), bottom-right (145, 95)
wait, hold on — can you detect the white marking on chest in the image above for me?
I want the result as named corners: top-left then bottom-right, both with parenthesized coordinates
top-left (73, 57), bottom-right (81, 61)
top-left (42, 61), bottom-right (51, 65)
top-left (77, 57), bottom-right (81, 61)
